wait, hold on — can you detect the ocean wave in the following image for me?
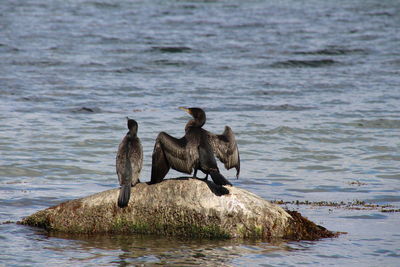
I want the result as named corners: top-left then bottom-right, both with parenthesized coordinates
top-left (208, 104), bottom-right (314, 112)
top-left (10, 59), bottom-right (66, 67)
top-left (264, 104), bottom-right (314, 111)
top-left (151, 46), bottom-right (192, 53)
top-left (293, 48), bottom-right (368, 56)
top-left (270, 59), bottom-right (338, 68)
top-left (0, 43), bottom-right (20, 53)
top-left (151, 59), bottom-right (197, 67)
top-left (349, 119), bottom-right (400, 129)
top-left (87, 1), bottom-right (121, 9)
top-left (70, 107), bottom-right (102, 113)
top-left (17, 96), bottom-right (56, 103)
top-left (254, 90), bottom-right (301, 96)
top-left (367, 11), bottom-right (395, 17)
top-left (340, 214), bottom-right (387, 220)
top-left (363, 155), bottom-right (400, 161)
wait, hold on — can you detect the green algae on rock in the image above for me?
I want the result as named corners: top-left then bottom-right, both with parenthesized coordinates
top-left (19, 178), bottom-right (337, 240)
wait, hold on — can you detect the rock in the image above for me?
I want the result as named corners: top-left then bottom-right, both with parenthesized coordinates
top-left (19, 178), bottom-right (337, 240)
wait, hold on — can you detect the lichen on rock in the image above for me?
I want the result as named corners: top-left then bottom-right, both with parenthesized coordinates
top-left (19, 178), bottom-right (337, 240)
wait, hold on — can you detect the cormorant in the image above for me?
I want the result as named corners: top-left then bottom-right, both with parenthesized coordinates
top-left (116, 118), bottom-right (143, 208)
top-left (151, 107), bottom-right (240, 186)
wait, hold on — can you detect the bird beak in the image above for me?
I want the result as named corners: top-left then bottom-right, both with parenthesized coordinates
top-left (179, 107), bottom-right (191, 114)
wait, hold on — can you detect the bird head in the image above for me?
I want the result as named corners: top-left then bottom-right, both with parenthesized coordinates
top-left (179, 107), bottom-right (206, 123)
top-left (126, 117), bottom-right (138, 135)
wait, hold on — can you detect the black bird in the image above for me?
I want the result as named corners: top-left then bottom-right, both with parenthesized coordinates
top-left (116, 118), bottom-right (143, 208)
top-left (151, 107), bottom-right (240, 186)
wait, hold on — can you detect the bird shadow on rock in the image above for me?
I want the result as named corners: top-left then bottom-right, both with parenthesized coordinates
top-left (146, 177), bottom-right (230, 196)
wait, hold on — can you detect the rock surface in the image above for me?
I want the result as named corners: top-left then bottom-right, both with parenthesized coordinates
top-left (20, 178), bottom-right (337, 240)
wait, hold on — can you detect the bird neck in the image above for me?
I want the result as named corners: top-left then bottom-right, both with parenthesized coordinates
top-left (185, 117), bottom-right (205, 130)
top-left (127, 130), bottom-right (137, 139)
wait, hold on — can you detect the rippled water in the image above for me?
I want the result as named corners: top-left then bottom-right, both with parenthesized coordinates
top-left (1, 0), bottom-right (400, 266)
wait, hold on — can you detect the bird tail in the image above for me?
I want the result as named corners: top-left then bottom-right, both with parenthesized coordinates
top-left (209, 171), bottom-right (232, 186)
top-left (117, 184), bottom-right (131, 208)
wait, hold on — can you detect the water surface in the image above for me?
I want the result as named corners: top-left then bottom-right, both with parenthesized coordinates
top-left (1, 0), bottom-right (399, 266)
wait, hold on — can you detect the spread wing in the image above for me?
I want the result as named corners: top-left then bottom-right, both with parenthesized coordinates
top-left (208, 126), bottom-right (240, 178)
top-left (151, 132), bottom-right (196, 183)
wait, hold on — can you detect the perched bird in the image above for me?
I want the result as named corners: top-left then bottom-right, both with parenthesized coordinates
top-left (116, 118), bottom-right (143, 208)
top-left (151, 107), bottom-right (240, 186)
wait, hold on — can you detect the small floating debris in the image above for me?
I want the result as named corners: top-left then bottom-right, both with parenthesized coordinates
top-left (272, 199), bottom-right (399, 213)
top-left (381, 209), bottom-right (400, 213)
top-left (348, 180), bottom-right (367, 186)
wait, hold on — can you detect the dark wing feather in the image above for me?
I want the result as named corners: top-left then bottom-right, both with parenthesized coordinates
top-left (150, 136), bottom-right (170, 184)
top-left (208, 126), bottom-right (240, 178)
top-left (116, 135), bottom-right (143, 185)
top-left (129, 137), bottom-right (143, 185)
top-left (116, 135), bottom-right (132, 186)
top-left (151, 132), bottom-right (196, 183)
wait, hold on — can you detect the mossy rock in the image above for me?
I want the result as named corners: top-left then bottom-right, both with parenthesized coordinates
top-left (19, 178), bottom-right (337, 240)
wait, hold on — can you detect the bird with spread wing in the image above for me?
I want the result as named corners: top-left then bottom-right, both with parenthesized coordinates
top-left (150, 107), bottom-right (240, 186)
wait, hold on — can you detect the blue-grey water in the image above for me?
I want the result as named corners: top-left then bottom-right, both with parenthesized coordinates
top-left (1, 0), bottom-right (400, 266)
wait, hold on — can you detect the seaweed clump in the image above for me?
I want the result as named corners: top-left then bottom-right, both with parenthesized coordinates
top-left (284, 210), bottom-right (340, 241)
